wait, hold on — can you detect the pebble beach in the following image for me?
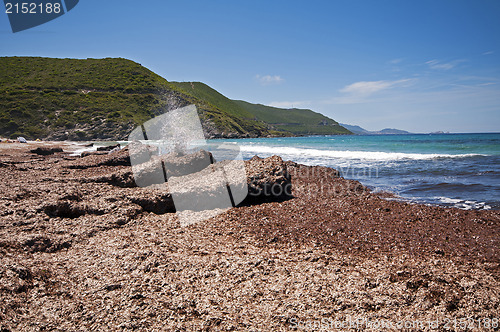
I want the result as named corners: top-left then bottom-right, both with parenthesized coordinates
top-left (0, 141), bottom-right (498, 330)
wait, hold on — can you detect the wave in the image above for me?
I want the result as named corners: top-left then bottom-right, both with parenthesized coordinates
top-left (238, 145), bottom-right (485, 161)
top-left (385, 195), bottom-right (492, 210)
top-left (434, 196), bottom-right (492, 210)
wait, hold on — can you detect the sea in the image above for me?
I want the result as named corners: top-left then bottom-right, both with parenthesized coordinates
top-left (88, 133), bottom-right (499, 211)
top-left (216, 133), bottom-right (500, 210)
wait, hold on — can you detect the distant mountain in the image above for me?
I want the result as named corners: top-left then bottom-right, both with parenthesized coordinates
top-left (340, 123), bottom-right (412, 135)
top-left (339, 123), bottom-right (371, 135)
top-left (377, 128), bottom-right (412, 135)
top-left (0, 56), bottom-right (351, 140)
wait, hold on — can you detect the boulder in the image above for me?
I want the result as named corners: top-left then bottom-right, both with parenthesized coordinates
top-left (91, 169), bottom-right (137, 188)
top-left (128, 189), bottom-right (175, 214)
top-left (80, 151), bottom-right (108, 158)
top-left (244, 155), bottom-right (292, 201)
top-left (69, 147), bottom-right (132, 169)
top-left (30, 147), bottom-right (63, 155)
top-left (131, 149), bottom-right (214, 187)
top-left (97, 144), bottom-right (121, 152)
top-left (86, 153), bottom-right (292, 214)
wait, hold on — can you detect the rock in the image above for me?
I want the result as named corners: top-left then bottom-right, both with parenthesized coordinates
top-left (244, 155), bottom-right (292, 202)
top-left (69, 147), bottom-right (132, 169)
top-left (166, 162), bottom-right (243, 212)
top-left (162, 150), bottom-right (214, 178)
top-left (128, 190), bottom-right (175, 214)
top-left (80, 151), bottom-right (107, 157)
top-left (127, 141), bottom-right (154, 165)
top-left (30, 147), bottom-right (63, 155)
top-left (92, 169), bottom-right (137, 188)
top-left (131, 149), bottom-right (214, 187)
top-left (100, 148), bottom-right (131, 166)
top-left (23, 236), bottom-right (53, 253)
top-left (104, 284), bottom-right (122, 291)
top-left (91, 153), bottom-right (292, 208)
top-left (97, 144), bottom-right (121, 152)
top-left (161, 155), bottom-right (291, 214)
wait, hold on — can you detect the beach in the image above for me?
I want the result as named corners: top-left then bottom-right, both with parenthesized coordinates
top-left (0, 142), bottom-right (499, 330)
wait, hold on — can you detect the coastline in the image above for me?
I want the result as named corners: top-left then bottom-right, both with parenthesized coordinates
top-left (0, 142), bottom-right (498, 330)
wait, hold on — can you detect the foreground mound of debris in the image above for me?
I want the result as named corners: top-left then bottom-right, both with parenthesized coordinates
top-left (78, 142), bottom-right (294, 211)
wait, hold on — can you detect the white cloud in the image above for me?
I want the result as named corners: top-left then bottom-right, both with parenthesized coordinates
top-left (482, 51), bottom-right (494, 55)
top-left (426, 59), bottom-right (465, 70)
top-left (388, 58), bottom-right (403, 64)
top-left (268, 101), bottom-right (309, 108)
top-left (325, 79), bottom-right (414, 104)
top-left (255, 74), bottom-right (284, 85)
top-left (339, 79), bottom-right (411, 96)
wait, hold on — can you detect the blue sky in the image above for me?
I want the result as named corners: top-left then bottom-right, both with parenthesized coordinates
top-left (1, 0), bottom-right (499, 133)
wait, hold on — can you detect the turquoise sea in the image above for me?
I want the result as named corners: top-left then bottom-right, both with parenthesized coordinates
top-left (217, 133), bottom-right (500, 210)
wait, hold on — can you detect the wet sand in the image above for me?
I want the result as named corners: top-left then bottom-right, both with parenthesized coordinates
top-left (0, 142), bottom-right (498, 331)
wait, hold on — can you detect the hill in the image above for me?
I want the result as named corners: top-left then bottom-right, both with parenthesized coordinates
top-left (0, 57), bottom-right (350, 140)
top-left (377, 128), bottom-right (412, 135)
top-left (339, 123), bottom-right (371, 135)
top-left (233, 100), bottom-right (351, 136)
top-left (340, 123), bottom-right (412, 135)
top-left (171, 83), bottom-right (351, 136)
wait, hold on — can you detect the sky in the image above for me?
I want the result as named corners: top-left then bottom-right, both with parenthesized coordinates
top-left (1, 0), bottom-right (500, 133)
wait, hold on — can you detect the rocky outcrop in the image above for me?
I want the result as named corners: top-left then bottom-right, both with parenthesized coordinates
top-left (66, 147), bottom-right (132, 169)
top-left (30, 147), bottom-right (63, 155)
top-left (79, 147), bottom-right (292, 206)
top-left (244, 155), bottom-right (292, 203)
top-left (130, 148), bottom-right (214, 187)
top-left (127, 190), bottom-right (175, 214)
top-left (97, 144), bottom-right (121, 152)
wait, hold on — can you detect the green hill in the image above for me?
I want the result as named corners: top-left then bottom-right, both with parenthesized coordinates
top-left (171, 82), bottom-right (351, 136)
top-left (0, 56), bottom-right (350, 140)
top-left (170, 82), bottom-right (255, 120)
top-left (233, 100), bottom-right (352, 136)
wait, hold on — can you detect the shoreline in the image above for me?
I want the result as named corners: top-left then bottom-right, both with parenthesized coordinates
top-left (1, 139), bottom-right (496, 211)
top-left (0, 142), bottom-right (498, 329)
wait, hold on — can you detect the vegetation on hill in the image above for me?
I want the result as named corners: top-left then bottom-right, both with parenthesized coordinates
top-left (0, 57), bottom-right (350, 140)
top-left (0, 57), bottom-right (169, 139)
top-left (233, 100), bottom-right (352, 136)
top-left (172, 82), bottom-right (351, 136)
top-left (168, 81), bottom-right (279, 138)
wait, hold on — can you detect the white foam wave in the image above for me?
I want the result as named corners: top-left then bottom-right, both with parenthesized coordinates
top-left (436, 196), bottom-right (492, 210)
top-left (68, 145), bottom-right (96, 156)
top-left (239, 145), bottom-right (483, 161)
top-left (436, 196), bottom-right (462, 204)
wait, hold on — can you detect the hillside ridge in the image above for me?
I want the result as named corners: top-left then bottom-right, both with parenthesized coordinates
top-left (0, 56), bottom-right (351, 140)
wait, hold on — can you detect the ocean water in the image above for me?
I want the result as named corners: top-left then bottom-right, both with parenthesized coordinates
top-left (216, 133), bottom-right (500, 210)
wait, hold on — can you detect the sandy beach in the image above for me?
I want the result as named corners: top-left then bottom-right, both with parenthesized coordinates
top-left (0, 142), bottom-right (498, 331)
